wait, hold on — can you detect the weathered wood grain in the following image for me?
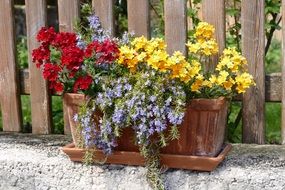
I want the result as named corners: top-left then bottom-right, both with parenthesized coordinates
top-left (164, 0), bottom-right (187, 55)
top-left (58, 0), bottom-right (80, 32)
top-left (202, 0), bottom-right (225, 70)
top-left (282, 0), bottom-right (285, 144)
top-left (265, 73), bottom-right (282, 102)
top-left (0, 0), bottom-right (22, 132)
top-left (127, 0), bottom-right (150, 38)
top-left (25, 0), bottom-right (52, 134)
top-left (92, 0), bottom-right (114, 36)
top-left (58, 0), bottom-right (80, 134)
top-left (241, 0), bottom-right (265, 144)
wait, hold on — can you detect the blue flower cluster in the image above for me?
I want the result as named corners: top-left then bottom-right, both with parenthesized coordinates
top-left (87, 14), bottom-right (110, 42)
top-left (119, 72), bottom-right (186, 145)
top-left (76, 70), bottom-right (186, 154)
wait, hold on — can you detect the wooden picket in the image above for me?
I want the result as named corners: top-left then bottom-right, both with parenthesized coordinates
top-left (127, 0), bottom-right (150, 38)
top-left (26, 0), bottom-right (52, 134)
top-left (0, 0), bottom-right (284, 144)
top-left (58, 0), bottom-right (80, 32)
top-left (58, 0), bottom-right (80, 134)
top-left (92, 0), bottom-right (115, 36)
top-left (0, 0), bottom-right (22, 132)
top-left (241, 0), bottom-right (265, 144)
top-left (202, 0), bottom-right (225, 70)
top-left (164, 0), bottom-right (187, 55)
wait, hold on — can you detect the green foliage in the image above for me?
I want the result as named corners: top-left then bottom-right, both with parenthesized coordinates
top-left (21, 96), bottom-right (32, 133)
top-left (52, 96), bottom-right (64, 134)
top-left (150, 0), bottom-right (165, 38)
top-left (265, 39), bottom-right (281, 73)
top-left (227, 102), bottom-right (282, 144)
top-left (140, 143), bottom-right (164, 190)
top-left (187, 0), bottom-right (202, 28)
top-left (17, 36), bottom-right (29, 69)
top-left (114, 0), bottom-right (128, 36)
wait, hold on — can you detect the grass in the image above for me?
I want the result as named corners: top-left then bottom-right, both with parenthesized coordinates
top-left (227, 102), bottom-right (281, 144)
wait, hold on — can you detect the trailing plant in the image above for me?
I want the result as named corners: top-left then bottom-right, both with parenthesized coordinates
top-left (76, 36), bottom-right (187, 189)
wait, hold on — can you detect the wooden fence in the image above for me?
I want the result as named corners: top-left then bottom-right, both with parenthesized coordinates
top-left (0, 0), bottom-right (284, 144)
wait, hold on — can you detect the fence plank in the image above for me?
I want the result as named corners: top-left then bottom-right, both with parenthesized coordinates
top-left (202, 0), bottom-right (225, 70)
top-left (164, 0), bottom-right (187, 55)
top-left (92, 0), bottom-right (114, 36)
top-left (58, 0), bottom-right (80, 32)
top-left (58, 0), bottom-right (80, 134)
top-left (282, 0), bottom-right (285, 144)
top-left (25, 0), bottom-right (52, 134)
top-left (0, 0), bottom-right (22, 132)
top-left (127, 0), bottom-right (150, 38)
top-left (241, 0), bottom-right (265, 144)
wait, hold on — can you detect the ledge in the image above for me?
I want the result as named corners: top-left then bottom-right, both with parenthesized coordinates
top-left (0, 133), bottom-right (285, 190)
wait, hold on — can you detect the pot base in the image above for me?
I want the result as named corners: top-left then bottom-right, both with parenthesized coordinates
top-left (61, 143), bottom-right (232, 171)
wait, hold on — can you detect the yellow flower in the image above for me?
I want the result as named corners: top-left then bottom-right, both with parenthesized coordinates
top-left (194, 22), bottom-right (215, 41)
top-left (202, 80), bottom-right (212, 88)
top-left (222, 47), bottom-right (238, 56)
top-left (191, 80), bottom-right (202, 92)
top-left (200, 39), bottom-right (218, 56)
top-left (223, 77), bottom-right (235, 90)
top-left (152, 38), bottom-right (166, 50)
top-left (209, 75), bottom-right (217, 84)
top-left (216, 70), bottom-right (229, 85)
top-left (234, 73), bottom-right (255, 93)
top-left (236, 84), bottom-right (246, 94)
top-left (147, 50), bottom-right (169, 71)
top-left (137, 52), bottom-right (147, 62)
top-left (186, 42), bottom-right (200, 53)
top-left (132, 36), bottom-right (148, 51)
top-left (217, 56), bottom-right (231, 71)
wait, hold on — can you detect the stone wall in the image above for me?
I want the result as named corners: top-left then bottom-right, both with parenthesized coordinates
top-left (0, 133), bottom-right (285, 190)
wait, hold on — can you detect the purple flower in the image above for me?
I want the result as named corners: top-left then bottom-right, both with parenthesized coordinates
top-left (88, 15), bottom-right (101, 30)
top-left (76, 35), bottom-right (86, 49)
top-left (149, 95), bottom-right (157, 102)
top-left (112, 109), bottom-right (125, 124)
top-left (124, 83), bottom-right (132, 91)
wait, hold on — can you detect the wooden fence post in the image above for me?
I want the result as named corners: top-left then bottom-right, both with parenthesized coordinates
top-left (241, 0), bottom-right (265, 144)
top-left (92, 0), bottom-right (114, 36)
top-left (164, 0), bottom-right (187, 55)
top-left (127, 0), bottom-right (150, 38)
top-left (281, 0), bottom-right (285, 144)
top-left (58, 0), bottom-right (80, 134)
top-left (26, 0), bottom-right (52, 134)
top-left (0, 0), bottom-right (22, 132)
top-left (58, 0), bottom-right (80, 32)
top-left (202, 0), bottom-right (225, 69)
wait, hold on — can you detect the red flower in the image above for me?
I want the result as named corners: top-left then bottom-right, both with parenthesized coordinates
top-left (85, 41), bottom-right (100, 58)
top-left (61, 45), bottom-right (84, 71)
top-left (37, 27), bottom-right (56, 43)
top-left (50, 81), bottom-right (64, 92)
top-left (84, 39), bottom-right (119, 64)
top-left (53, 32), bottom-right (77, 49)
top-left (32, 44), bottom-right (50, 67)
top-left (97, 39), bottom-right (119, 64)
top-left (42, 63), bottom-right (62, 81)
top-left (73, 76), bottom-right (93, 92)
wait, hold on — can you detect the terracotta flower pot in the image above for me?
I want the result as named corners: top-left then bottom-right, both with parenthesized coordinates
top-left (63, 93), bottom-right (228, 157)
